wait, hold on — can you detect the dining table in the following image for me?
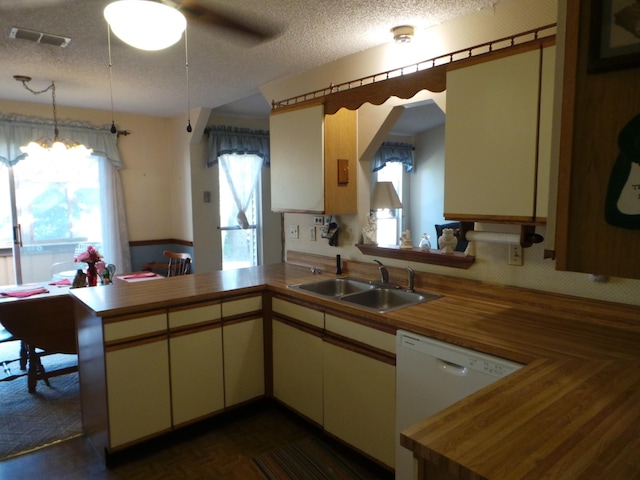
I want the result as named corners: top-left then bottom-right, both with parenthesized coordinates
top-left (0, 281), bottom-right (76, 392)
top-left (0, 272), bottom-right (165, 392)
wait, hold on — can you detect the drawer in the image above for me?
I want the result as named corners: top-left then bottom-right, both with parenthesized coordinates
top-left (169, 302), bottom-right (221, 329)
top-left (272, 297), bottom-right (324, 329)
top-left (325, 313), bottom-right (395, 354)
top-left (104, 311), bottom-right (167, 343)
top-left (222, 295), bottom-right (262, 317)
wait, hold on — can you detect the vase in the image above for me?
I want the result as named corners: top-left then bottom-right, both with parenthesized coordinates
top-left (86, 262), bottom-right (98, 287)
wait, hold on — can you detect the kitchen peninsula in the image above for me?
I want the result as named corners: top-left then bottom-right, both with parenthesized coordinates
top-left (69, 255), bottom-right (640, 478)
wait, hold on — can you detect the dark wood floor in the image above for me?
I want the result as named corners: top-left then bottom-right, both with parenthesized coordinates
top-left (0, 400), bottom-right (393, 480)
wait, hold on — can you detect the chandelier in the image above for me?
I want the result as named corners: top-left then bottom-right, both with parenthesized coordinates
top-left (16, 76), bottom-right (93, 158)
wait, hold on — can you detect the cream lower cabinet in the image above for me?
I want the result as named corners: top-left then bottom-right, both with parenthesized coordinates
top-left (323, 313), bottom-right (396, 468)
top-left (222, 295), bottom-right (264, 407)
top-left (169, 302), bottom-right (224, 426)
top-left (104, 311), bottom-right (172, 449)
top-left (271, 297), bottom-right (324, 425)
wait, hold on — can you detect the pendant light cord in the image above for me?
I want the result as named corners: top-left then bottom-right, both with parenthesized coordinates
top-left (18, 79), bottom-right (59, 140)
top-left (107, 25), bottom-right (117, 134)
top-left (185, 26), bottom-right (192, 133)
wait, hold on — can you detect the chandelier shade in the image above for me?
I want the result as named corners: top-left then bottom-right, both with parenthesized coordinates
top-left (20, 137), bottom-right (93, 159)
top-left (104, 0), bottom-right (187, 51)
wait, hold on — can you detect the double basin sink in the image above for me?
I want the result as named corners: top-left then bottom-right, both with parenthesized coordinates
top-left (288, 276), bottom-right (441, 313)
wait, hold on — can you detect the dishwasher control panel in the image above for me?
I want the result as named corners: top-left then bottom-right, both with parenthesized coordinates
top-left (398, 330), bottom-right (522, 378)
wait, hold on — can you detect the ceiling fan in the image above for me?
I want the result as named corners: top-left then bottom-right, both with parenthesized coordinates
top-left (167, 0), bottom-right (277, 42)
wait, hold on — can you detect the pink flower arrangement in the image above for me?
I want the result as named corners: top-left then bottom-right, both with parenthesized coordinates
top-left (74, 245), bottom-right (103, 264)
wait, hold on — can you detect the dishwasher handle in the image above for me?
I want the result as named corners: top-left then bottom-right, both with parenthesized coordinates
top-left (437, 358), bottom-right (468, 376)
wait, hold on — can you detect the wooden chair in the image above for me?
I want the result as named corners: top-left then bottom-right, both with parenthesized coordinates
top-left (163, 251), bottom-right (192, 277)
top-left (0, 325), bottom-right (26, 378)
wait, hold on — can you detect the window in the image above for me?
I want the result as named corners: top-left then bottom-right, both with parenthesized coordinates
top-left (0, 118), bottom-right (131, 285)
top-left (375, 162), bottom-right (403, 246)
top-left (0, 150), bottom-right (104, 284)
top-left (217, 153), bottom-right (262, 270)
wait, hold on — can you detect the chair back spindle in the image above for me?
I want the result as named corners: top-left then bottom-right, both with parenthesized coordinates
top-left (163, 251), bottom-right (192, 277)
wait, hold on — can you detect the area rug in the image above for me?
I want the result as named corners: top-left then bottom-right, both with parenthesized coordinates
top-left (0, 351), bottom-right (82, 461)
top-left (253, 436), bottom-right (382, 480)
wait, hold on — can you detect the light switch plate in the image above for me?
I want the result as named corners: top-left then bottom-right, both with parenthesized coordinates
top-left (309, 226), bottom-right (316, 241)
top-left (289, 224), bottom-right (299, 239)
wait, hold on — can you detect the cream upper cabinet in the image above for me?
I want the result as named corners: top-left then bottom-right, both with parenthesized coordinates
top-left (271, 104), bottom-right (324, 212)
top-left (444, 44), bottom-right (555, 224)
top-left (270, 104), bottom-right (357, 214)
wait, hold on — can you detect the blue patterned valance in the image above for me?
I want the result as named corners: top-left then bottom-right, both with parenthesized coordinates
top-left (206, 125), bottom-right (270, 167)
top-left (372, 141), bottom-right (414, 173)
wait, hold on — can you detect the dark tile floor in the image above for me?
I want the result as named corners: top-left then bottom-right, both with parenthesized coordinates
top-left (0, 401), bottom-right (393, 480)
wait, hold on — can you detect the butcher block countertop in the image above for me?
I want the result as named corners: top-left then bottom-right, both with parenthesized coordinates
top-left (70, 258), bottom-right (640, 479)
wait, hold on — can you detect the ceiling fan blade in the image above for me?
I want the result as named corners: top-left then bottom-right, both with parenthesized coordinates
top-left (176, 0), bottom-right (277, 43)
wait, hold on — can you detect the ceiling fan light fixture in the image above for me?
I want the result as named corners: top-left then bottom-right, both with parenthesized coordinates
top-left (104, 0), bottom-right (187, 51)
top-left (392, 25), bottom-right (414, 44)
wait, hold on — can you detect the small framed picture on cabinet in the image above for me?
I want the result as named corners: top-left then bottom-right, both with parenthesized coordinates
top-left (589, 0), bottom-right (640, 72)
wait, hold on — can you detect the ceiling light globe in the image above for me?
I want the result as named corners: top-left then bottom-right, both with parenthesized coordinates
top-left (391, 25), bottom-right (415, 44)
top-left (104, 0), bottom-right (187, 51)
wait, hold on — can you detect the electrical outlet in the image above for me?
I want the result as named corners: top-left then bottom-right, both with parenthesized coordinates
top-left (309, 226), bottom-right (316, 241)
top-left (508, 244), bottom-right (523, 266)
top-left (313, 216), bottom-right (324, 225)
top-left (288, 224), bottom-right (299, 239)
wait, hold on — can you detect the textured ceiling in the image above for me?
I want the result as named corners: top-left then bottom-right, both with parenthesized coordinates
top-left (0, 0), bottom-right (499, 118)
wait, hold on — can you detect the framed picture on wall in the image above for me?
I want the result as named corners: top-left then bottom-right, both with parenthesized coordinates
top-left (589, 0), bottom-right (640, 72)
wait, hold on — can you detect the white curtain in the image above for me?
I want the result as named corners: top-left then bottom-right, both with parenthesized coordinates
top-left (218, 153), bottom-right (262, 229)
top-left (99, 158), bottom-right (132, 275)
top-left (0, 114), bottom-right (131, 274)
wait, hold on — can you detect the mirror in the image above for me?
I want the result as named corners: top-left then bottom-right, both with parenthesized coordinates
top-left (369, 99), bottom-right (447, 249)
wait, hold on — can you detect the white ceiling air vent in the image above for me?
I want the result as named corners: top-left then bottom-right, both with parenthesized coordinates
top-left (9, 27), bottom-right (71, 48)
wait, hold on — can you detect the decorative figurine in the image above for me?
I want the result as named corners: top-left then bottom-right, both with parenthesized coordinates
top-left (362, 213), bottom-right (377, 245)
top-left (438, 228), bottom-right (458, 253)
top-left (400, 230), bottom-right (413, 249)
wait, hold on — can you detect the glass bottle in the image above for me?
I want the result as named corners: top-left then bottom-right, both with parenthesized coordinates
top-left (419, 233), bottom-right (431, 252)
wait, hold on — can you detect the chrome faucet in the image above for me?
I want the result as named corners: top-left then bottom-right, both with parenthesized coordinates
top-left (406, 266), bottom-right (415, 293)
top-left (374, 260), bottom-right (389, 284)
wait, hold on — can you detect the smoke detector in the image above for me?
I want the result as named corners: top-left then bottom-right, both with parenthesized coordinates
top-left (10, 27), bottom-right (71, 48)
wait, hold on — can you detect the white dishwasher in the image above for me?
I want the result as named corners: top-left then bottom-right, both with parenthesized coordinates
top-left (395, 330), bottom-right (522, 480)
